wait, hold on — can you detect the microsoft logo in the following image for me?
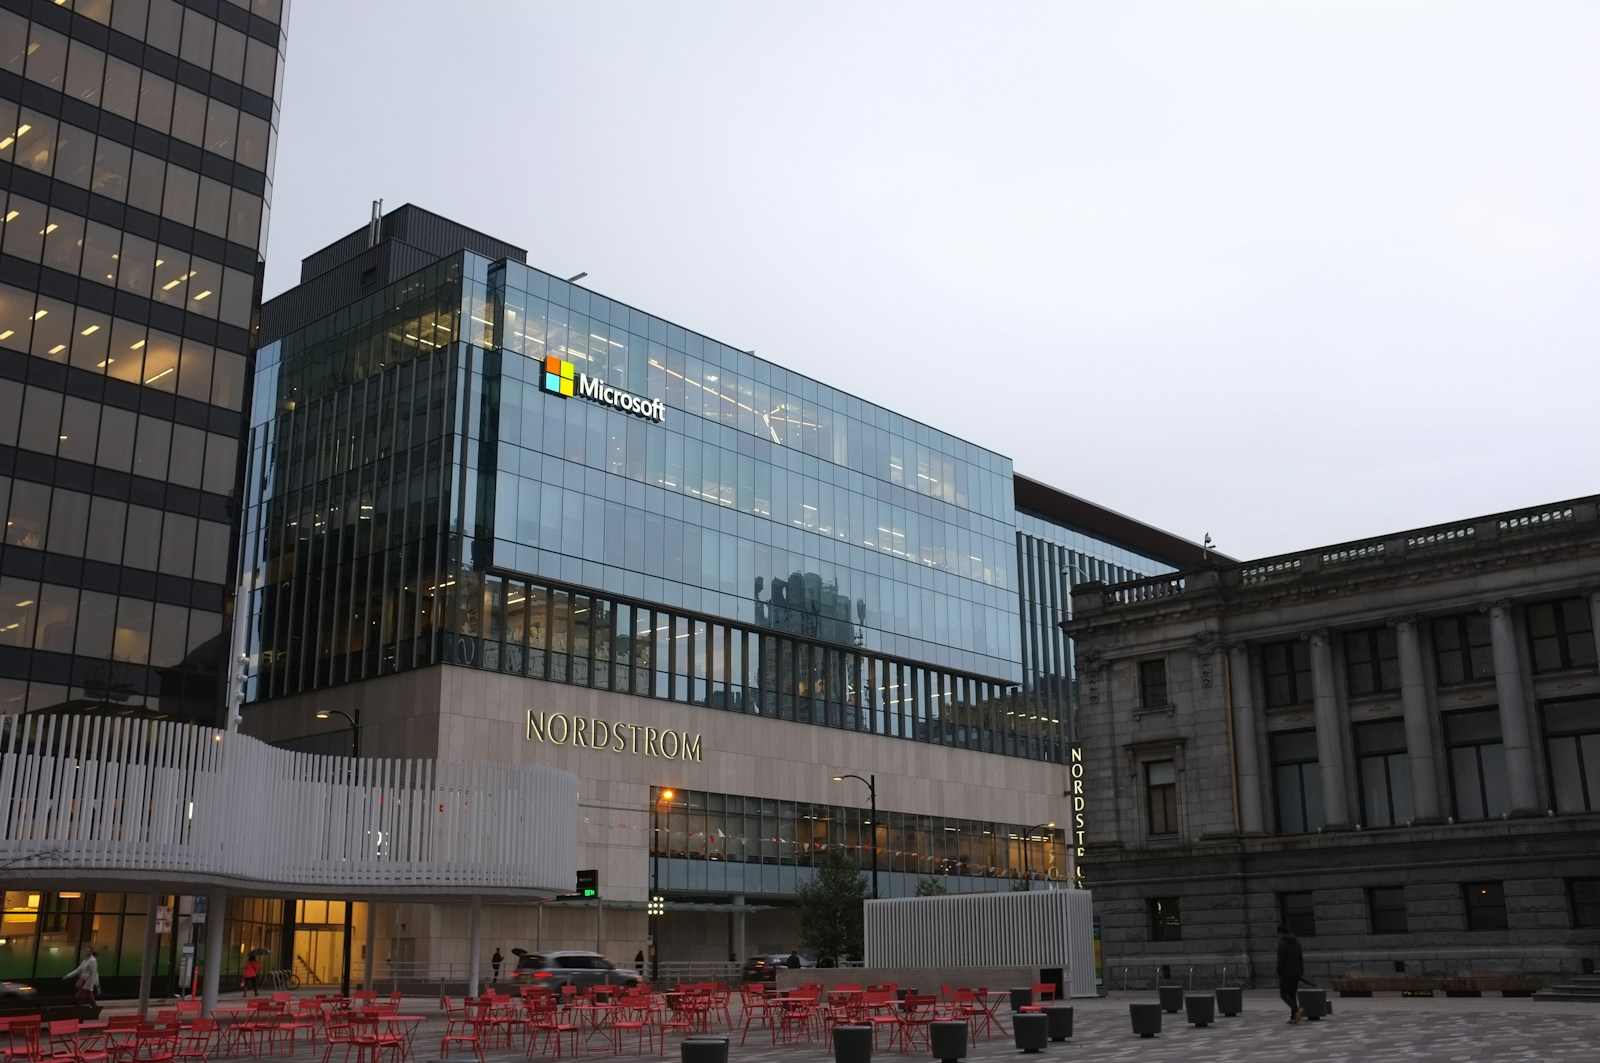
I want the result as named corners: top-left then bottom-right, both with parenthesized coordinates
top-left (539, 354), bottom-right (665, 424)
top-left (542, 355), bottom-right (575, 397)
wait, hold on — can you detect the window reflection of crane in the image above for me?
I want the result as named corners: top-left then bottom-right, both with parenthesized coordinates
top-left (752, 575), bottom-right (869, 725)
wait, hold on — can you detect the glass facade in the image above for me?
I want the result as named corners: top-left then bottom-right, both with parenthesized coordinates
top-left (242, 241), bottom-right (1188, 765)
top-left (652, 787), bottom-right (1067, 892)
top-left (0, 0), bottom-right (286, 724)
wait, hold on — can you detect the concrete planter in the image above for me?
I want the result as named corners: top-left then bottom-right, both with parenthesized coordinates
top-left (1214, 987), bottom-right (1243, 1016)
top-left (1042, 1004), bottom-right (1073, 1041)
top-left (834, 1025), bottom-right (873, 1063)
top-left (1157, 984), bottom-right (1184, 1013)
top-left (1129, 1002), bottom-right (1162, 1038)
top-left (1012, 1013), bottom-right (1048, 1053)
top-left (1184, 993), bottom-right (1214, 1027)
top-left (929, 1021), bottom-right (967, 1063)
top-left (1297, 988), bottom-right (1327, 1020)
top-left (681, 1037), bottom-right (729, 1063)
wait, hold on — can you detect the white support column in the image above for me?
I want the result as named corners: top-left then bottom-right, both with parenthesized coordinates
top-left (364, 903), bottom-right (377, 990)
top-left (136, 893), bottom-right (161, 1017)
top-left (200, 888), bottom-right (227, 1017)
top-left (1227, 644), bottom-right (1264, 834)
top-left (1392, 616), bottom-right (1441, 822)
top-left (1486, 600), bottom-right (1539, 814)
top-left (467, 896), bottom-right (483, 997)
top-left (730, 895), bottom-right (747, 965)
top-left (1305, 630), bottom-right (1351, 828)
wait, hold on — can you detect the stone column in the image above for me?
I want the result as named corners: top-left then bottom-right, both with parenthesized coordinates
top-left (1227, 644), bottom-right (1264, 834)
top-left (1305, 630), bottom-right (1350, 828)
top-left (1486, 600), bottom-right (1539, 814)
top-left (731, 894), bottom-right (747, 964)
top-left (1391, 616), bottom-right (1440, 822)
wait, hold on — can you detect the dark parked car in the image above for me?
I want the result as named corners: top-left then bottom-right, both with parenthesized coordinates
top-left (741, 954), bottom-right (812, 982)
top-left (509, 950), bottom-right (641, 988)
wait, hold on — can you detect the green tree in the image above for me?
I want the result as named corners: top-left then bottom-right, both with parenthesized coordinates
top-left (796, 848), bottom-right (869, 962)
top-left (915, 877), bottom-right (948, 896)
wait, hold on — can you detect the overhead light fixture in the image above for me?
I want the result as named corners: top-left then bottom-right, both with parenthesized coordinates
top-left (32, 309), bottom-right (47, 320)
top-left (131, 339), bottom-right (146, 349)
top-left (192, 290), bottom-right (212, 301)
top-left (144, 367), bottom-right (174, 383)
top-left (80, 324), bottom-right (99, 335)
top-left (48, 344), bottom-right (65, 355)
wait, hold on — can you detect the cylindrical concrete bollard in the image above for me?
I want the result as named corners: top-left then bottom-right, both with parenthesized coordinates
top-left (1042, 1004), bottom-right (1073, 1041)
top-left (1214, 987), bottom-right (1243, 1017)
top-left (928, 1021), bottom-right (967, 1063)
top-left (1184, 993), bottom-right (1215, 1028)
top-left (834, 1025), bottom-right (873, 1063)
top-left (1157, 984), bottom-right (1184, 1013)
top-left (1129, 1002), bottom-right (1162, 1038)
top-left (681, 1037), bottom-right (729, 1063)
top-left (1012, 1013), bottom-right (1048, 1053)
top-left (1009, 987), bottom-right (1033, 1013)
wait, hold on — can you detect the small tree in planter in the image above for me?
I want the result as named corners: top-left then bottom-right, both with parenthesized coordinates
top-left (796, 847), bottom-right (869, 964)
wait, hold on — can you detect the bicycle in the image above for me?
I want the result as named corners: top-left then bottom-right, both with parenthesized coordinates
top-left (264, 968), bottom-right (301, 990)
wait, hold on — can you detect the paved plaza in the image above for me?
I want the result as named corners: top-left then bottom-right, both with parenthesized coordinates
top-left (101, 989), bottom-right (1600, 1063)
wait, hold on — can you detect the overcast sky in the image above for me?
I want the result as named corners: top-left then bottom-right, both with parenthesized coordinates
top-left (264, 1), bottom-right (1599, 562)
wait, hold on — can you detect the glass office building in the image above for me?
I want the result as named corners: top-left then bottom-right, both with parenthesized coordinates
top-left (0, 0), bottom-right (287, 990)
top-left (237, 206), bottom-right (1207, 968)
top-left (244, 207), bottom-right (1204, 769)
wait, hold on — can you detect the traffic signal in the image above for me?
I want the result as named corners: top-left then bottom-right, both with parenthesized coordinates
top-left (577, 869), bottom-right (599, 898)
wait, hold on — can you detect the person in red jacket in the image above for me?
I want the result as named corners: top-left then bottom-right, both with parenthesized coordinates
top-left (242, 955), bottom-right (260, 996)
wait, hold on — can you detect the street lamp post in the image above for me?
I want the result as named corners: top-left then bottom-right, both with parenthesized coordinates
top-left (1021, 821), bottom-right (1056, 886)
top-left (649, 789), bottom-right (674, 984)
top-left (832, 774), bottom-right (878, 900)
top-left (315, 708), bottom-right (361, 995)
top-left (314, 709), bottom-right (361, 757)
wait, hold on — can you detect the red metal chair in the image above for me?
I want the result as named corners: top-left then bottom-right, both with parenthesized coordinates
top-left (894, 995), bottom-right (939, 1052)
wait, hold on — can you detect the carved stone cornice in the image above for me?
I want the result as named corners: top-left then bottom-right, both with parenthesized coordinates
top-left (1480, 599), bottom-right (1514, 615)
top-left (1386, 614), bottom-right (1421, 631)
top-left (1300, 628), bottom-right (1332, 645)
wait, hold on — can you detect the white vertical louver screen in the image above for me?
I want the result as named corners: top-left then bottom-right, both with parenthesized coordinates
top-left (865, 889), bottom-right (1096, 997)
top-left (0, 714), bottom-right (577, 895)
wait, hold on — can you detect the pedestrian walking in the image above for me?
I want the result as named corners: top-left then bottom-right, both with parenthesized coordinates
top-left (1276, 925), bottom-right (1306, 1023)
top-left (65, 947), bottom-right (100, 1006)
top-left (491, 948), bottom-right (503, 983)
top-left (242, 954), bottom-right (260, 996)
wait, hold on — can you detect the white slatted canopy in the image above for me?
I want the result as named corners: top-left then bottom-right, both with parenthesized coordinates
top-left (0, 715), bottom-right (577, 899)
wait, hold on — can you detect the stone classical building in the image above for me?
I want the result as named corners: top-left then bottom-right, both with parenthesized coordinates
top-left (1065, 497), bottom-right (1600, 985)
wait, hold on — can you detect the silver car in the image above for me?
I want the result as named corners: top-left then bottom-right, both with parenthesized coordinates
top-left (509, 949), bottom-right (641, 988)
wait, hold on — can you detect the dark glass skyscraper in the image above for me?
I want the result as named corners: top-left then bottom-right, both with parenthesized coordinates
top-left (0, 0), bottom-right (286, 725)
